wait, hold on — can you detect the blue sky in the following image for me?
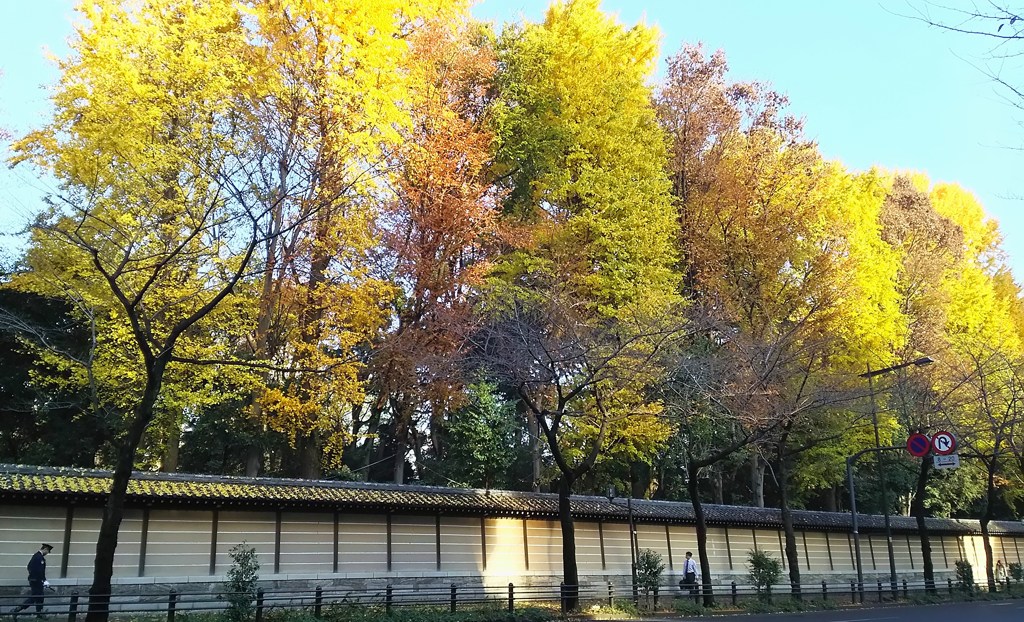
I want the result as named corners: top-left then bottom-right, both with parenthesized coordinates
top-left (2, 1), bottom-right (1023, 278)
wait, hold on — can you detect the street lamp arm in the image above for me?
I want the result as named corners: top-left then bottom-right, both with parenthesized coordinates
top-left (846, 445), bottom-right (902, 465)
top-left (858, 356), bottom-right (934, 378)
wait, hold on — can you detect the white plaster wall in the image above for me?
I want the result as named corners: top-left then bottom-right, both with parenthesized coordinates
top-left (601, 522), bottom-right (631, 572)
top-left (728, 528), bottom-right (755, 570)
top-left (390, 514), bottom-right (434, 574)
top-left (440, 517), bottom-right (482, 573)
top-left (803, 532), bottom-right (831, 572)
top-left (216, 511), bottom-right (275, 576)
top-left (337, 513), bottom-right (387, 574)
top-left (524, 520), bottom-right (560, 575)
top-left (573, 521), bottom-right (602, 574)
top-left (279, 512), bottom-right (333, 575)
top-left (635, 523), bottom-right (671, 568)
top-left (484, 518), bottom-right (526, 576)
top-left (0, 506), bottom-right (65, 582)
top-left (0, 502), bottom-right (1008, 588)
top-left (146, 510), bottom-right (212, 578)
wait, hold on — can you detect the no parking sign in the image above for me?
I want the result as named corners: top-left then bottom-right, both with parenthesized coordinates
top-left (906, 433), bottom-right (930, 457)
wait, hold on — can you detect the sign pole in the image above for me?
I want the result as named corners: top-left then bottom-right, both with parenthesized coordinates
top-left (846, 455), bottom-right (864, 602)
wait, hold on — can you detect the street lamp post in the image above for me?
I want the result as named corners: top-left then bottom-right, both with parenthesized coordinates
top-left (846, 445), bottom-right (900, 602)
top-left (859, 356), bottom-right (933, 597)
top-left (607, 487), bottom-right (639, 606)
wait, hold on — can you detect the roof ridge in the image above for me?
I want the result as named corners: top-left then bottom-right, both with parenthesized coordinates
top-left (0, 464), bottom-right (1018, 532)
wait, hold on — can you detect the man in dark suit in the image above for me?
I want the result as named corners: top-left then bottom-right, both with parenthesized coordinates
top-left (10, 544), bottom-right (52, 618)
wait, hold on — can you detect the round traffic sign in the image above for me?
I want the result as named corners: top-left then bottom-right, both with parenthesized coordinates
top-left (906, 433), bottom-right (931, 457)
top-left (931, 430), bottom-right (957, 456)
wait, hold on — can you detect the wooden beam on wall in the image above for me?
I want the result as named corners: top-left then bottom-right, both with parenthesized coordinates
top-left (801, 531), bottom-right (811, 570)
top-left (825, 531), bottom-right (834, 571)
top-left (274, 510), bottom-right (282, 574)
top-left (480, 517), bottom-right (487, 571)
top-left (664, 525), bottom-right (673, 570)
top-left (60, 506), bottom-right (73, 579)
top-left (435, 515), bottom-right (441, 571)
top-left (333, 510), bottom-right (340, 573)
top-left (138, 507), bottom-right (151, 577)
top-left (774, 528), bottom-right (782, 569)
top-left (723, 526), bottom-right (733, 571)
top-left (386, 513), bottom-right (392, 571)
top-left (522, 519), bottom-right (530, 571)
top-left (209, 509), bottom-right (219, 575)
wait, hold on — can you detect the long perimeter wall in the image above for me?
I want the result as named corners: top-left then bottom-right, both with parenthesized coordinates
top-left (2, 504), bottom-right (1019, 588)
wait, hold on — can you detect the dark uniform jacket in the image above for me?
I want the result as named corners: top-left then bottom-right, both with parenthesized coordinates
top-left (27, 551), bottom-right (46, 582)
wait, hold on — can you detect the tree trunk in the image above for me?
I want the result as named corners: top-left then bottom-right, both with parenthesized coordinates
top-left (824, 485), bottom-right (838, 513)
top-left (712, 468), bottom-right (724, 505)
top-left (391, 396), bottom-right (414, 484)
top-left (557, 476), bottom-right (579, 611)
top-left (245, 444), bottom-right (262, 477)
top-left (161, 415), bottom-right (180, 473)
top-left (750, 454), bottom-right (765, 508)
top-left (87, 360), bottom-right (167, 622)
top-left (528, 413), bottom-right (541, 492)
top-left (982, 458), bottom-right (998, 592)
top-left (297, 431), bottom-right (321, 479)
top-left (687, 463), bottom-right (714, 606)
top-left (243, 193), bottom-right (284, 478)
top-left (778, 454), bottom-right (802, 598)
top-left (910, 456), bottom-right (934, 590)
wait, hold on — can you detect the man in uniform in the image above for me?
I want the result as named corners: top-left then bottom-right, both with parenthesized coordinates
top-left (10, 544), bottom-right (52, 618)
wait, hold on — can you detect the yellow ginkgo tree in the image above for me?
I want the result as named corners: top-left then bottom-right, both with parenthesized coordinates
top-left (10, 1), bottom-right (292, 619)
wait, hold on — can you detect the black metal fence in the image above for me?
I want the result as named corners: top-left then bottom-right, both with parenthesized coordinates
top-left (1, 577), bottom-right (1020, 619)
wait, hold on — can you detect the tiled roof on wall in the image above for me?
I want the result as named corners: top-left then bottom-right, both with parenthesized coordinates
top-left (0, 464), bottom-right (1018, 536)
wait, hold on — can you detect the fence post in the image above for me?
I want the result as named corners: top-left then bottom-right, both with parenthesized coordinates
top-left (850, 580), bottom-right (856, 604)
top-left (902, 579), bottom-right (908, 600)
top-left (167, 589), bottom-right (177, 622)
top-left (314, 586), bottom-right (322, 617)
top-left (67, 591), bottom-right (79, 622)
top-left (450, 583), bottom-right (457, 613)
top-left (508, 583), bottom-right (514, 613)
top-left (608, 582), bottom-right (614, 607)
top-left (947, 577), bottom-right (953, 595)
top-left (654, 585), bottom-right (659, 609)
top-left (876, 580), bottom-right (882, 603)
top-left (255, 588), bottom-right (264, 622)
top-left (559, 582), bottom-right (566, 616)
top-left (822, 580), bottom-right (827, 601)
top-left (731, 581), bottom-right (737, 607)
top-left (385, 585), bottom-right (392, 615)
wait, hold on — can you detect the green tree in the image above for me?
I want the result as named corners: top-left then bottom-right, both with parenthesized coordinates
top-left (482, 0), bottom-right (682, 609)
top-left (420, 381), bottom-right (530, 489)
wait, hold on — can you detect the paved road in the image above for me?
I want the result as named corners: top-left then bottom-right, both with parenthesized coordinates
top-left (616, 599), bottom-right (1024, 622)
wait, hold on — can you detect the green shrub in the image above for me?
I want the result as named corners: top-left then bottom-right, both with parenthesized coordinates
top-left (1009, 562), bottom-right (1023, 582)
top-left (226, 542), bottom-right (260, 622)
top-left (636, 548), bottom-right (666, 608)
top-left (747, 549), bottom-right (782, 601)
top-left (955, 560), bottom-right (974, 594)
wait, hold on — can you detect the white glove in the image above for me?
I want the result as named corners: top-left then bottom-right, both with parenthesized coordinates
top-left (43, 581), bottom-right (50, 588)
